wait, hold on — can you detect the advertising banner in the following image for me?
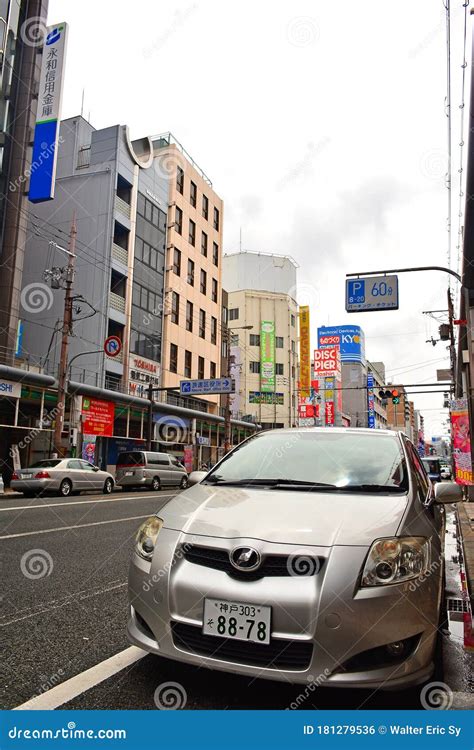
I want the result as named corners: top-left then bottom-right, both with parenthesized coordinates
top-left (367, 372), bottom-right (375, 428)
top-left (299, 306), bottom-right (310, 398)
top-left (451, 398), bottom-right (473, 485)
top-left (324, 376), bottom-right (335, 427)
top-left (29, 23), bottom-right (68, 203)
top-left (82, 435), bottom-right (97, 463)
top-left (81, 397), bottom-right (114, 437)
top-left (183, 445), bottom-right (194, 473)
top-left (313, 347), bottom-right (341, 377)
top-left (317, 325), bottom-right (366, 365)
top-left (260, 321), bottom-right (275, 392)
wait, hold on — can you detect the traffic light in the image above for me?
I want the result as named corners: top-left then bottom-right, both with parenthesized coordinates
top-left (378, 389), bottom-right (400, 404)
top-left (391, 389), bottom-right (400, 405)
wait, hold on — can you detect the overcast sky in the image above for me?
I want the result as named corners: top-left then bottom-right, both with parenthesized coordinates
top-left (49, 0), bottom-right (469, 438)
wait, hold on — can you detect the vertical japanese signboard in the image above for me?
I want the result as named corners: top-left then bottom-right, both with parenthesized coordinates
top-left (260, 321), bottom-right (275, 392)
top-left (324, 376), bottom-right (336, 426)
top-left (451, 398), bottom-right (473, 485)
top-left (29, 23), bottom-right (68, 203)
top-left (367, 372), bottom-right (376, 428)
top-left (299, 306), bottom-right (310, 398)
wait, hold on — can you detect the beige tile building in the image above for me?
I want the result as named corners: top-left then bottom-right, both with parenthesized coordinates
top-left (157, 136), bottom-right (224, 415)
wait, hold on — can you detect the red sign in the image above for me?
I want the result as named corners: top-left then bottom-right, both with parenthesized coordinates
top-left (319, 335), bottom-right (340, 346)
top-left (314, 347), bottom-right (340, 376)
top-left (183, 445), bottom-right (194, 473)
top-left (81, 397), bottom-right (115, 436)
top-left (104, 335), bottom-right (122, 357)
top-left (325, 400), bottom-right (335, 425)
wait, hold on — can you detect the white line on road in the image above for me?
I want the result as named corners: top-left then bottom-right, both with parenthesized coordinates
top-left (0, 493), bottom-right (175, 513)
top-left (14, 646), bottom-right (146, 710)
top-left (0, 514), bottom-right (152, 540)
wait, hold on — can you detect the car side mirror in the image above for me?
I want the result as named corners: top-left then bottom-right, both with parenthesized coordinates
top-left (188, 471), bottom-right (207, 486)
top-left (434, 481), bottom-right (463, 504)
top-left (92, 466), bottom-right (99, 472)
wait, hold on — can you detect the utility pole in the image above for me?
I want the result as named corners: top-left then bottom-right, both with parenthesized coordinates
top-left (53, 217), bottom-right (77, 455)
top-left (223, 332), bottom-right (232, 454)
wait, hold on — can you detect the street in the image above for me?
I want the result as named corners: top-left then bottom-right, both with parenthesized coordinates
top-left (1, 489), bottom-right (454, 711)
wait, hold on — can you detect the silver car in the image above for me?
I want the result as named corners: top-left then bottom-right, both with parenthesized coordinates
top-left (127, 428), bottom-right (462, 690)
top-left (11, 458), bottom-right (115, 497)
top-left (115, 451), bottom-right (188, 491)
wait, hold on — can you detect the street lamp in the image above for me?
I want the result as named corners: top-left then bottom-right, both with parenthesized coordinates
top-left (224, 324), bottom-right (253, 454)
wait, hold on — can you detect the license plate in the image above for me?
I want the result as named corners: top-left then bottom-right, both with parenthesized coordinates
top-left (202, 598), bottom-right (271, 644)
top-left (125, 471), bottom-right (133, 476)
top-left (21, 474), bottom-right (32, 479)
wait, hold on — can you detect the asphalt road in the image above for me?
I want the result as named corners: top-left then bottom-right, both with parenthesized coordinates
top-left (0, 489), bottom-right (449, 710)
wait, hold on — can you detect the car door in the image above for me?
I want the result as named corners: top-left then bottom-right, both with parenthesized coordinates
top-left (79, 460), bottom-right (102, 491)
top-left (66, 460), bottom-right (86, 490)
top-left (170, 455), bottom-right (185, 485)
top-left (155, 453), bottom-right (174, 485)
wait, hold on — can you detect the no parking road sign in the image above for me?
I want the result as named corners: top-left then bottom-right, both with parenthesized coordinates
top-left (104, 335), bottom-right (122, 357)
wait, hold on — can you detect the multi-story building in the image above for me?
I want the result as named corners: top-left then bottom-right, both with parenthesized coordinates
top-left (223, 251), bottom-right (299, 429)
top-left (317, 325), bottom-right (367, 427)
top-left (0, 0), bottom-right (49, 359)
top-left (158, 134), bottom-right (223, 415)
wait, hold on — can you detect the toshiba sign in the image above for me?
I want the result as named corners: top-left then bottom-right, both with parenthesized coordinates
top-left (313, 347), bottom-right (341, 376)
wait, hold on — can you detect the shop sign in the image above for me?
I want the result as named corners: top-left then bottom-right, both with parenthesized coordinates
top-left (81, 397), bottom-right (114, 437)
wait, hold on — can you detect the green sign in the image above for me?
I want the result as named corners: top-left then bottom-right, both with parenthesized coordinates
top-left (260, 320), bottom-right (275, 392)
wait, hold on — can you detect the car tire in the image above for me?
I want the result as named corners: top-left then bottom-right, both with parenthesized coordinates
top-left (180, 476), bottom-right (188, 489)
top-left (59, 479), bottom-right (72, 497)
top-left (103, 478), bottom-right (114, 494)
top-left (22, 492), bottom-right (34, 498)
top-left (151, 477), bottom-right (161, 491)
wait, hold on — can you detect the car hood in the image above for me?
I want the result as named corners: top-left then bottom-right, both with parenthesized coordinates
top-left (160, 484), bottom-right (409, 547)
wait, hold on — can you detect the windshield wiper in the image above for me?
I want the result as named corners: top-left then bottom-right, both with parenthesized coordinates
top-left (203, 477), bottom-right (337, 488)
top-left (340, 484), bottom-right (407, 493)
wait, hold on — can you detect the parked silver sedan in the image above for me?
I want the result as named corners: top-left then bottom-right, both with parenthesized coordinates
top-left (128, 427), bottom-right (463, 690)
top-left (11, 458), bottom-right (114, 497)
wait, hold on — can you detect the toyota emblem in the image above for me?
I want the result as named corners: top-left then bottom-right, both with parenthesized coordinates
top-left (230, 547), bottom-right (261, 571)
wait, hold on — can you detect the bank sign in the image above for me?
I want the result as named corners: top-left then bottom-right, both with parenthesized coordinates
top-left (317, 325), bottom-right (365, 365)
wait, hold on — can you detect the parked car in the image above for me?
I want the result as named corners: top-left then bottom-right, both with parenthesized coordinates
top-left (128, 427), bottom-right (462, 690)
top-left (0, 473), bottom-right (4, 495)
top-left (11, 458), bottom-right (114, 497)
top-left (421, 457), bottom-right (442, 483)
top-left (115, 451), bottom-right (188, 491)
top-left (440, 465), bottom-right (452, 480)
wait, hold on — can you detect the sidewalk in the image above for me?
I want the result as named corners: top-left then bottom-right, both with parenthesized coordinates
top-left (457, 502), bottom-right (474, 605)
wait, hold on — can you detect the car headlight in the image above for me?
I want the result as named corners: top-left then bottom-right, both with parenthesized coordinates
top-left (361, 536), bottom-right (430, 587)
top-left (135, 516), bottom-right (163, 561)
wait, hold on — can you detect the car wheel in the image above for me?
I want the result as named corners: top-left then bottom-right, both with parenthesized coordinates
top-left (151, 477), bottom-right (161, 491)
top-left (59, 479), bottom-right (72, 497)
top-left (180, 476), bottom-right (188, 489)
top-left (22, 492), bottom-right (34, 498)
top-left (103, 478), bottom-right (114, 494)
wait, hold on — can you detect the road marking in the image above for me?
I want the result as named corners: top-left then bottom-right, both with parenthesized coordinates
top-left (2, 581), bottom-right (127, 626)
top-left (0, 514), bottom-right (153, 540)
top-left (14, 646), bottom-right (146, 710)
top-left (0, 492), bottom-right (175, 513)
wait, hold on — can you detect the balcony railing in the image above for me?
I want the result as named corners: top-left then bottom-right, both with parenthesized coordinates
top-left (115, 195), bottom-right (131, 219)
top-left (112, 242), bottom-right (128, 266)
top-left (109, 291), bottom-right (126, 314)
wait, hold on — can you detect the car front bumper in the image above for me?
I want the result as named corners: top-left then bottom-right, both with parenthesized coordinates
top-left (127, 528), bottom-right (438, 689)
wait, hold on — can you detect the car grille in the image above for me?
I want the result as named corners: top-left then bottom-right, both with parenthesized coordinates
top-left (182, 544), bottom-right (323, 581)
top-left (171, 622), bottom-right (313, 670)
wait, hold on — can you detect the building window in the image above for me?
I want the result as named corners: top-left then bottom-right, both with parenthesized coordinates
top-left (211, 316), bottom-right (217, 344)
top-left (213, 242), bottom-right (219, 266)
top-left (187, 258), bottom-right (194, 286)
top-left (173, 247), bottom-right (181, 276)
top-left (292, 366), bottom-right (296, 379)
top-left (176, 167), bottom-right (184, 195)
top-left (186, 300), bottom-right (193, 332)
top-left (200, 269), bottom-right (207, 295)
top-left (171, 292), bottom-right (179, 324)
top-left (190, 180), bottom-right (197, 208)
top-left (170, 343), bottom-right (178, 373)
top-left (291, 314), bottom-right (296, 327)
top-left (199, 309), bottom-right (206, 338)
top-left (250, 361), bottom-right (260, 374)
top-left (188, 219), bottom-right (196, 246)
top-left (213, 206), bottom-right (220, 231)
top-left (249, 333), bottom-right (260, 346)
top-left (275, 336), bottom-right (284, 348)
top-left (275, 363), bottom-right (284, 375)
top-left (230, 333), bottom-right (239, 346)
top-left (291, 339), bottom-right (296, 353)
top-left (229, 308), bottom-right (239, 321)
top-left (184, 350), bottom-right (192, 378)
top-left (175, 206), bottom-right (182, 235)
top-left (202, 194), bottom-right (209, 220)
top-left (201, 231), bottom-right (208, 257)
top-left (210, 361), bottom-right (216, 379)
top-left (211, 278), bottom-right (218, 303)
top-left (198, 356), bottom-right (205, 380)
top-left (222, 339), bottom-right (228, 358)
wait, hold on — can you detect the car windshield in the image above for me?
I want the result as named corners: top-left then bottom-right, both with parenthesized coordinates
top-left (29, 460), bottom-right (62, 468)
top-left (422, 459), bottom-right (440, 474)
top-left (204, 431), bottom-right (409, 492)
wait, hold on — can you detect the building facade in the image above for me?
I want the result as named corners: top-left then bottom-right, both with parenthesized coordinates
top-left (367, 360), bottom-right (388, 429)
